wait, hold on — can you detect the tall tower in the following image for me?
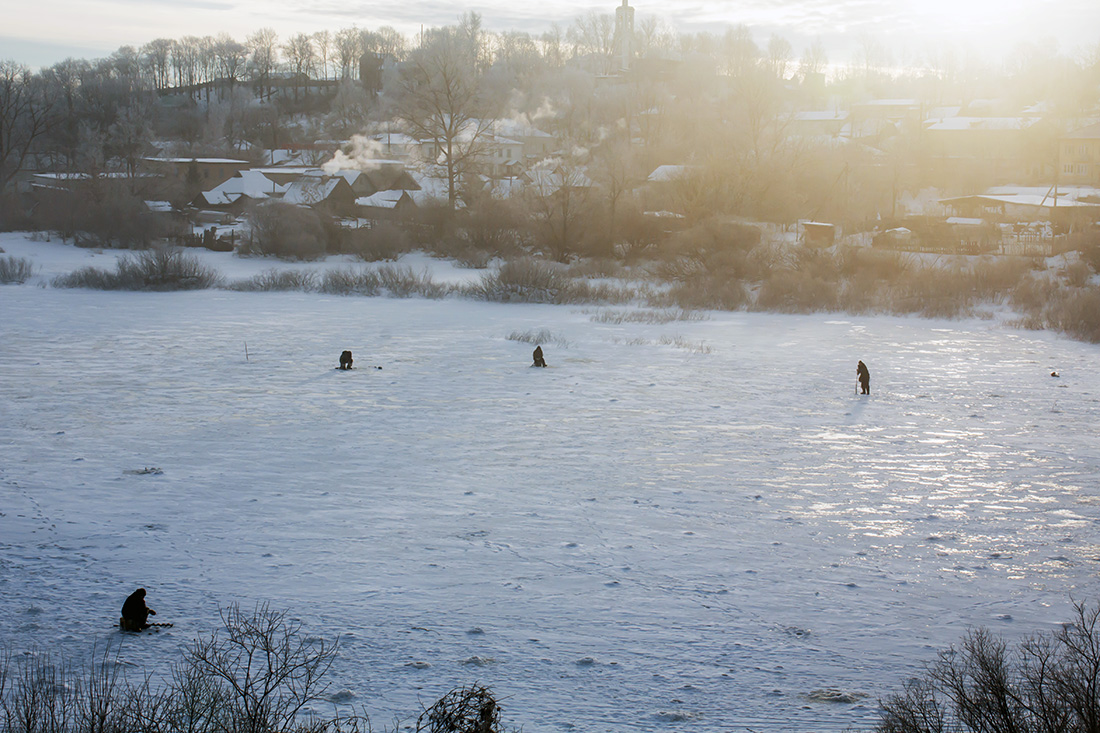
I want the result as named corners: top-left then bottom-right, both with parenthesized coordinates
top-left (614, 0), bottom-right (635, 73)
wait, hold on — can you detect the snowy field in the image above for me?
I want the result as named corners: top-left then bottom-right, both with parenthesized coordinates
top-left (2, 235), bottom-right (1100, 732)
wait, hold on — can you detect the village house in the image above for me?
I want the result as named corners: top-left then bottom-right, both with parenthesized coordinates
top-left (921, 115), bottom-right (1054, 189)
top-left (142, 157), bottom-right (250, 198)
top-left (192, 170), bottom-right (288, 213)
top-left (1060, 123), bottom-right (1100, 186)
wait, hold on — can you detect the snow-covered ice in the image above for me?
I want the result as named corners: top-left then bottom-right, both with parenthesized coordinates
top-left (2, 235), bottom-right (1100, 731)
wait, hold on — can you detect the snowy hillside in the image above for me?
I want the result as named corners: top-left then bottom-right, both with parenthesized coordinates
top-left (2, 235), bottom-right (1099, 732)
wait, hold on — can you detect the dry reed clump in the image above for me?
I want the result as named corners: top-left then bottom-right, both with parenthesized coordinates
top-left (416, 684), bottom-right (503, 733)
top-left (468, 258), bottom-right (577, 304)
top-left (657, 335), bottom-right (712, 353)
top-left (1040, 286), bottom-right (1100, 343)
top-left (655, 276), bottom-right (751, 310)
top-left (588, 308), bottom-right (707, 324)
top-left (967, 256), bottom-right (1036, 300)
top-left (52, 248), bottom-right (222, 291)
top-left (754, 269), bottom-right (839, 313)
top-left (345, 222), bottom-right (411, 262)
top-left (227, 269), bottom-right (318, 292)
top-left (506, 328), bottom-right (572, 347)
top-left (318, 267), bottom-right (381, 296)
top-left (376, 264), bottom-right (447, 298)
top-left (0, 255), bottom-right (35, 284)
top-left (885, 266), bottom-right (975, 319)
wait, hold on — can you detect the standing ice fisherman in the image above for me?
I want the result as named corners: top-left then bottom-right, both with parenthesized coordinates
top-left (532, 345), bottom-right (547, 368)
top-left (857, 360), bottom-right (870, 395)
top-left (120, 588), bottom-right (156, 631)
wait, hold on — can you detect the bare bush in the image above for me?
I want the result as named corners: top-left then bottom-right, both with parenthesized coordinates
top-left (0, 256), bottom-right (35, 284)
top-left (246, 203), bottom-right (327, 261)
top-left (506, 329), bottom-right (572, 347)
top-left (657, 335), bottom-right (712, 354)
top-left (886, 267), bottom-right (974, 319)
top-left (754, 269), bottom-right (838, 313)
top-left (376, 265), bottom-right (446, 298)
top-left (588, 309), bottom-right (706, 324)
top-left (185, 604), bottom-right (338, 733)
top-left (117, 249), bottom-right (223, 290)
top-left (228, 269), bottom-right (318, 292)
top-left (877, 600), bottom-right (1100, 733)
top-left (968, 257), bottom-right (1034, 300)
top-left (469, 258), bottom-right (574, 304)
top-left (319, 267), bottom-right (381, 296)
top-left (1057, 260), bottom-right (1092, 288)
top-left (52, 248), bottom-right (221, 291)
top-left (656, 277), bottom-right (750, 311)
top-left (1043, 287), bottom-right (1100, 343)
top-left (344, 223), bottom-right (410, 262)
top-left (416, 684), bottom-right (503, 733)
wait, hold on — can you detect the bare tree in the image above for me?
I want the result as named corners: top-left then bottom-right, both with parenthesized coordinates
top-left (185, 603), bottom-right (338, 733)
top-left (0, 61), bottom-right (57, 192)
top-left (246, 28), bottom-right (278, 101)
top-left (334, 27), bottom-right (362, 80)
top-left (540, 24), bottom-right (566, 68)
top-left (283, 33), bottom-right (316, 103)
top-left (766, 34), bottom-right (793, 80)
top-left (314, 30), bottom-right (332, 81)
top-left (214, 34), bottom-right (248, 94)
top-left (142, 38), bottom-right (174, 90)
top-left (799, 38), bottom-right (828, 81)
top-left (569, 12), bottom-right (615, 74)
top-left (877, 601), bottom-right (1100, 733)
top-left (525, 154), bottom-right (596, 261)
top-left (395, 26), bottom-right (495, 209)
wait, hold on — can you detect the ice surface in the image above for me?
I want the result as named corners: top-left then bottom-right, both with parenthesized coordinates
top-left (2, 236), bottom-right (1100, 732)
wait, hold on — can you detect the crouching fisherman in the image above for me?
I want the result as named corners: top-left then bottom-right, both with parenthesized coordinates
top-left (120, 588), bottom-right (157, 631)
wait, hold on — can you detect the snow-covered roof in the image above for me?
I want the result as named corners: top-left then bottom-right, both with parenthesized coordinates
top-left (493, 120), bottom-right (555, 139)
top-left (528, 167), bottom-right (594, 190)
top-left (647, 165), bottom-right (696, 183)
top-left (925, 117), bottom-right (1037, 132)
top-left (946, 217), bottom-right (984, 226)
top-left (794, 111), bottom-right (847, 122)
top-left (283, 177), bottom-right (347, 206)
top-left (356, 190), bottom-right (410, 209)
top-left (941, 186), bottom-right (1100, 210)
top-left (1064, 122), bottom-right (1100, 139)
top-left (197, 170), bottom-right (288, 206)
top-left (144, 157), bottom-right (249, 165)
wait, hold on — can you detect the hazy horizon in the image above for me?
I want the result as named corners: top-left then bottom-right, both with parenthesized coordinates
top-left (5, 0), bottom-right (1099, 71)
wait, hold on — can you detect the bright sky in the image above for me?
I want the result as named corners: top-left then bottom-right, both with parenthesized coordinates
top-left (3, 0), bottom-right (1098, 69)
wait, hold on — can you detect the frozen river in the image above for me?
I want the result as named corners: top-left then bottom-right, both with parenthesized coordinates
top-left (2, 283), bottom-right (1099, 732)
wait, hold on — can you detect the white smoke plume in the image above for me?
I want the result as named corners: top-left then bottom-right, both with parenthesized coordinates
top-left (322, 134), bottom-right (387, 174)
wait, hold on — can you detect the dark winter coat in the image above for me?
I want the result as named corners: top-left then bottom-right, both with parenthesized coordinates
top-left (121, 588), bottom-right (155, 629)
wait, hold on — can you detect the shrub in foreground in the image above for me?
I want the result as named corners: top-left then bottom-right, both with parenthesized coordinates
top-left (52, 248), bottom-right (221, 290)
top-left (245, 202), bottom-right (327, 260)
top-left (877, 600), bottom-right (1100, 733)
top-left (0, 605), bottom-right (508, 733)
top-left (0, 256), bottom-right (35, 284)
top-left (228, 269), bottom-right (318, 292)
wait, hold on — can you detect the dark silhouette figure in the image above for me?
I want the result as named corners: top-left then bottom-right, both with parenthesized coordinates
top-left (1051, 371), bottom-right (1059, 378)
top-left (857, 360), bottom-right (870, 395)
top-left (532, 345), bottom-right (547, 368)
top-left (339, 350), bottom-right (354, 370)
top-left (120, 588), bottom-right (156, 631)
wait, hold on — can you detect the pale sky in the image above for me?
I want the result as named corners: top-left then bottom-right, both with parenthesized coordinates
top-left (3, 0), bottom-right (1098, 69)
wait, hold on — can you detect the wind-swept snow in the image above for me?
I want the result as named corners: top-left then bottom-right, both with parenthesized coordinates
top-left (1, 237), bottom-right (1099, 732)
